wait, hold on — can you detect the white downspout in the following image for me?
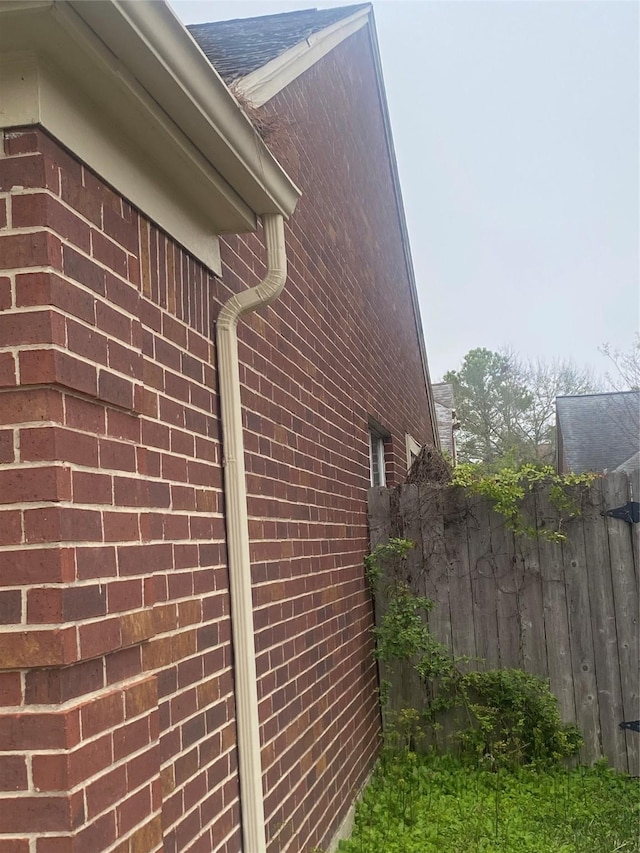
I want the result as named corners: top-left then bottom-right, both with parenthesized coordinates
top-left (216, 213), bottom-right (287, 853)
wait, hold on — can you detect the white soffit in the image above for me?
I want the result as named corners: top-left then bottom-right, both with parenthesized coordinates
top-left (0, 1), bottom-right (301, 274)
top-left (236, 6), bottom-right (371, 107)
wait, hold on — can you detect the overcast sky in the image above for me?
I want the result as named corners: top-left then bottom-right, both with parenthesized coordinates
top-left (171, 0), bottom-right (639, 382)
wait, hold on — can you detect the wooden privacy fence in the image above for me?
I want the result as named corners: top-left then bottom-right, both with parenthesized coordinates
top-left (368, 471), bottom-right (639, 775)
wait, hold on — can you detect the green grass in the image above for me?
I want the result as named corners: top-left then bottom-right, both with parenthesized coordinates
top-left (338, 753), bottom-right (640, 853)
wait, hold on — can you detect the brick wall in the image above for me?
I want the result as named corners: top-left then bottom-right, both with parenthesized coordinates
top-left (0, 127), bottom-right (238, 853)
top-left (0, 25), bottom-right (434, 853)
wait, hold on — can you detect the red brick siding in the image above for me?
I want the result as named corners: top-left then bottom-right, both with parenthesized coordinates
top-left (0, 24), bottom-right (433, 853)
top-left (0, 127), bottom-right (236, 853)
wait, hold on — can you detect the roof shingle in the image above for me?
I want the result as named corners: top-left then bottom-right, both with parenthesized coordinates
top-left (556, 390), bottom-right (640, 473)
top-left (187, 4), bottom-right (369, 83)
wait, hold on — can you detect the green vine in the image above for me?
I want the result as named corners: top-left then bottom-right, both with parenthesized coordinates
top-left (451, 463), bottom-right (596, 542)
top-left (372, 582), bottom-right (454, 683)
top-left (365, 537), bottom-right (414, 590)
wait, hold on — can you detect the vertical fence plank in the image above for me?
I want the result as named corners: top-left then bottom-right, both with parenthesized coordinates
top-left (631, 469), bottom-right (640, 775)
top-left (467, 495), bottom-right (499, 667)
top-left (420, 484), bottom-right (455, 749)
top-left (536, 488), bottom-right (576, 727)
top-left (562, 510), bottom-right (601, 765)
top-left (603, 472), bottom-right (639, 775)
top-left (490, 510), bottom-right (521, 669)
top-left (443, 487), bottom-right (477, 665)
top-left (516, 493), bottom-right (548, 680)
top-left (583, 477), bottom-right (629, 773)
top-left (367, 486), bottom-right (392, 728)
top-left (631, 470), bottom-right (640, 586)
top-left (399, 484), bottom-right (422, 582)
top-left (420, 485), bottom-right (451, 650)
top-left (398, 484), bottom-right (426, 713)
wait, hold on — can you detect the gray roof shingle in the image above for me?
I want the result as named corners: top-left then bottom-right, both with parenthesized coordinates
top-left (432, 382), bottom-right (454, 411)
top-left (614, 450), bottom-right (640, 474)
top-left (187, 4), bottom-right (370, 84)
top-left (556, 390), bottom-right (640, 473)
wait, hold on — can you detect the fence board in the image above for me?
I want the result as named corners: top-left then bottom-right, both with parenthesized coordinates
top-left (467, 495), bottom-right (499, 666)
top-left (367, 486), bottom-right (392, 724)
top-left (583, 478), bottom-right (629, 773)
top-left (490, 512), bottom-right (521, 669)
top-left (398, 484), bottom-right (426, 712)
top-left (516, 492), bottom-right (548, 679)
top-left (562, 513), bottom-right (600, 765)
top-left (631, 470), bottom-right (640, 588)
top-left (420, 485), bottom-right (455, 749)
top-left (420, 485), bottom-right (451, 649)
top-left (603, 472), bottom-right (639, 775)
top-left (443, 488), bottom-right (477, 665)
top-left (536, 488), bottom-right (576, 726)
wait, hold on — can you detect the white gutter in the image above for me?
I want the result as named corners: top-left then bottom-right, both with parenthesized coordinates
top-left (68, 0), bottom-right (301, 219)
top-left (216, 214), bottom-right (287, 853)
top-left (0, 0), bottom-right (301, 270)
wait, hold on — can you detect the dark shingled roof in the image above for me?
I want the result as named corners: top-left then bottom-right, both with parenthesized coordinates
top-left (556, 390), bottom-right (640, 474)
top-left (432, 383), bottom-right (456, 457)
top-left (432, 382), bottom-right (455, 411)
top-left (187, 4), bottom-right (370, 84)
top-left (614, 450), bottom-right (640, 474)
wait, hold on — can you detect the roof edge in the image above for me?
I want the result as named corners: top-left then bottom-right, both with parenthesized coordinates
top-left (235, 4), bottom-right (371, 107)
top-left (365, 14), bottom-right (440, 447)
top-left (557, 389), bottom-right (640, 402)
top-left (69, 0), bottom-right (301, 218)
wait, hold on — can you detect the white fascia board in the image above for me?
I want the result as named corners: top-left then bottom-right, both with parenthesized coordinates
top-left (68, 0), bottom-right (300, 218)
top-left (1, 51), bottom-right (223, 272)
top-left (236, 6), bottom-right (372, 107)
top-left (0, 1), bottom-right (301, 274)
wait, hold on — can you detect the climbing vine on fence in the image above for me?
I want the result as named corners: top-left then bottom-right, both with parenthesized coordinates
top-left (450, 463), bottom-right (596, 542)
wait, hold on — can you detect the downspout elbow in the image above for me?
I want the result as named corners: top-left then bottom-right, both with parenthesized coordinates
top-left (217, 213), bottom-right (287, 331)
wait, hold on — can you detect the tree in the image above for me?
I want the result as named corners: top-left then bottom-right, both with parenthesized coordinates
top-left (444, 348), bottom-right (533, 465)
top-left (600, 335), bottom-right (640, 391)
top-left (444, 348), bottom-right (598, 466)
top-left (515, 356), bottom-right (596, 464)
top-left (598, 336), bottom-right (640, 449)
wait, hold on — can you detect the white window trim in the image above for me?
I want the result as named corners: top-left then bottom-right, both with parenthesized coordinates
top-left (405, 434), bottom-right (422, 470)
top-left (369, 433), bottom-right (387, 487)
top-left (369, 419), bottom-right (390, 487)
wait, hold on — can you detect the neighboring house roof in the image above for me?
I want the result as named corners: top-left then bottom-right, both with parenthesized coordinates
top-left (432, 382), bottom-right (455, 411)
top-left (614, 450), bottom-right (640, 474)
top-left (432, 383), bottom-right (457, 459)
top-left (188, 4), bottom-right (369, 84)
top-left (556, 390), bottom-right (640, 474)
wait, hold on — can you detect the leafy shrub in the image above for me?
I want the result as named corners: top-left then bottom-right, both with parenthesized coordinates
top-left (447, 668), bottom-right (583, 766)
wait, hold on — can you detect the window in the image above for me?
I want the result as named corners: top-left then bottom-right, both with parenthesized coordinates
top-left (369, 420), bottom-right (390, 486)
